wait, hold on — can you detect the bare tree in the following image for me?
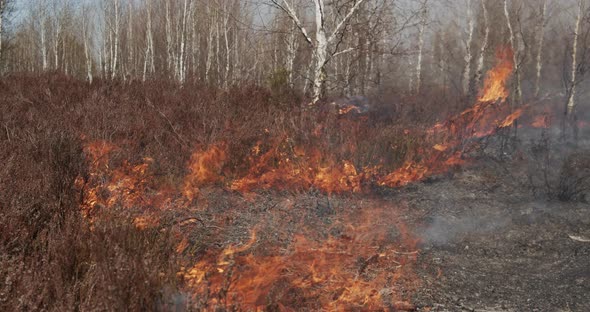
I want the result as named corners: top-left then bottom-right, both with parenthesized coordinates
top-left (271, 0), bottom-right (367, 103)
top-left (81, 4), bottom-right (94, 82)
top-left (462, 0), bottom-right (474, 96)
top-left (565, 0), bottom-right (584, 141)
top-left (415, 0), bottom-right (428, 94)
top-left (474, 0), bottom-right (489, 90)
top-left (143, 0), bottom-right (155, 81)
top-left (534, 0), bottom-right (548, 97)
top-left (0, 0), bottom-right (11, 68)
top-left (503, 0), bottom-right (522, 106)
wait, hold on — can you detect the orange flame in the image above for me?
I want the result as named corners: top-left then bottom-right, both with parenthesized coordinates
top-left (478, 48), bottom-right (514, 103)
top-left (178, 207), bottom-right (419, 310)
top-left (183, 143), bottom-right (227, 201)
top-left (74, 46), bottom-right (529, 310)
top-left (531, 114), bottom-right (551, 128)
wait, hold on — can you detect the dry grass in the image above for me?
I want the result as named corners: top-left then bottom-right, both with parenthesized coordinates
top-left (0, 74), bottom-right (451, 311)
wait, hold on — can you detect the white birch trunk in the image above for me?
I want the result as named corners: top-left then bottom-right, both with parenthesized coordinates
top-left (82, 9), bottom-right (93, 82)
top-left (127, 0), bottom-right (134, 79)
top-left (415, 4), bottom-right (427, 94)
top-left (503, 0), bottom-right (522, 106)
top-left (40, 16), bottom-right (48, 71)
top-left (111, 0), bottom-right (120, 79)
top-left (286, 21), bottom-right (299, 85)
top-left (223, 1), bottom-right (231, 89)
top-left (165, 0), bottom-right (173, 76)
top-left (178, 0), bottom-right (190, 83)
top-left (312, 0), bottom-right (328, 103)
top-left (205, 4), bottom-right (214, 83)
top-left (463, 0), bottom-right (474, 96)
top-left (567, 0), bottom-right (583, 116)
top-left (143, 0), bottom-right (154, 81)
top-left (475, 0), bottom-right (489, 89)
top-left (534, 0), bottom-right (547, 98)
top-left (274, 0), bottom-right (366, 103)
top-left (53, 13), bottom-right (61, 70)
top-left (0, 0), bottom-right (4, 67)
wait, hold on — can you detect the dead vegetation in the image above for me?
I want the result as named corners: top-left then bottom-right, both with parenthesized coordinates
top-left (0, 74), bottom-right (435, 311)
top-left (1, 73), bottom-right (588, 311)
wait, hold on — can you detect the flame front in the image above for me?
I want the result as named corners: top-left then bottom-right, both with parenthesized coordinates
top-left (478, 47), bottom-right (514, 103)
top-left (178, 208), bottom-right (419, 310)
top-left (74, 46), bottom-right (527, 310)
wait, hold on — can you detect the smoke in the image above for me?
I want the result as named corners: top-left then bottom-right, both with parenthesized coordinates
top-left (420, 213), bottom-right (510, 246)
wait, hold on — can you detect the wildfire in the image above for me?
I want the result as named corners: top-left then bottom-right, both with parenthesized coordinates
top-left (478, 47), bottom-right (514, 103)
top-left (74, 46), bottom-right (527, 310)
top-left (531, 114), bottom-right (551, 128)
top-left (380, 47), bottom-right (518, 188)
top-left (183, 143), bottom-right (227, 201)
top-left (178, 207), bottom-right (419, 310)
top-left (77, 48), bottom-right (523, 208)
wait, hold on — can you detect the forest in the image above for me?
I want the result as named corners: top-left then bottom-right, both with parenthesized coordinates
top-left (0, 0), bottom-right (589, 311)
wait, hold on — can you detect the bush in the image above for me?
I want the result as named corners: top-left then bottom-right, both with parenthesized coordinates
top-left (557, 151), bottom-right (590, 202)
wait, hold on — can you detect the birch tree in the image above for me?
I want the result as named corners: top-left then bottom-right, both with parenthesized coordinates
top-left (503, 0), bottom-right (522, 106)
top-left (271, 0), bottom-right (367, 103)
top-left (81, 5), bottom-right (93, 82)
top-left (534, 0), bottom-right (548, 97)
top-left (0, 0), bottom-right (9, 68)
top-left (415, 0), bottom-right (428, 94)
top-left (565, 0), bottom-right (584, 141)
top-left (110, 0), bottom-right (121, 79)
top-left (142, 0), bottom-right (155, 81)
top-left (474, 0), bottom-right (489, 90)
top-left (462, 0), bottom-right (474, 96)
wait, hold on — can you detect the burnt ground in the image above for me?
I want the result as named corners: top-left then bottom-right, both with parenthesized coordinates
top-left (174, 162), bottom-right (589, 311)
top-left (404, 161), bottom-right (590, 312)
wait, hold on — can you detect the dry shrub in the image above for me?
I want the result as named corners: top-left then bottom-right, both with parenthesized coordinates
top-left (0, 74), bottom-right (437, 310)
top-left (526, 133), bottom-right (590, 202)
top-left (557, 151), bottom-right (590, 202)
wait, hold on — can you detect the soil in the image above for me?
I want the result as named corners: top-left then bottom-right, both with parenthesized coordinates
top-left (405, 161), bottom-right (590, 311)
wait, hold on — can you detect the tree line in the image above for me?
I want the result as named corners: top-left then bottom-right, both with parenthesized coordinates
top-left (0, 0), bottom-right (589, 111)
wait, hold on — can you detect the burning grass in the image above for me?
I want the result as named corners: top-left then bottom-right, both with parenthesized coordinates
top-left (0, 48), bottom-right (546, 310)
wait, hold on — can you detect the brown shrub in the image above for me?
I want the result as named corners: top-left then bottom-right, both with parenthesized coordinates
top-left (0, 74), bottom-right (437, 310)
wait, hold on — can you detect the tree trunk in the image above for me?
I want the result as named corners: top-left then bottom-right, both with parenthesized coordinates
top-left (503, 0), bottom-right (522, 106)
top-left (40, 16), bottom-right (48, 71)
top-left (0, 0), bottom-right (4, 70)
top-left (311, 0), bottom-right (328, 104)
top-left (534, 0), bottom-right (547, 98)
top-left (565, 0), bottom-right (583, 142)
top-left (111, 0), bottom-right (120, 79)
top-left (415, 2), bottom-right (428, 94)
top-left (463, 0), bottom-right (474, 96)
top-left (475, 0), bottom-right (489, 90)
top-left (143, 0), bottom-right (154, 81)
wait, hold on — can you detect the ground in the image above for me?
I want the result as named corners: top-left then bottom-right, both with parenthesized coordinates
top-left (170, 151), bottom-right (589, 311)
top-left (407, 161), bottom-right (590, 311)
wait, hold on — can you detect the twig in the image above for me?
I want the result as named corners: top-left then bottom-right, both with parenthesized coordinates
top-left (569, 235), bottom-right (590, 243)
top-left (146, 99), bottom-right (189, 148)
top-left (392, 250), bottom-right (419, 255)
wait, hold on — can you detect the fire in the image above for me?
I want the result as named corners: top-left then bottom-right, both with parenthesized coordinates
top-left (531, 114), bottom-right (551, 128)
top-left (380, 48), bottom-right (518, 188)
top-left (478, 47), bottom-right (514, 103)
top-left (74, 46), bottom-right (526, 310)
top-left (178, 207), bottom-right (419, 310)
top-left (78, 48), bottom-right (522, 206)
top-left (77, 139), bottom-right (174, 224)
top-left (230, 141), bottom-right (365, 194)
top-left (183, 143), bottom-right (227, 201)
